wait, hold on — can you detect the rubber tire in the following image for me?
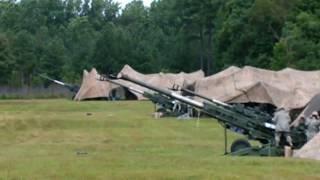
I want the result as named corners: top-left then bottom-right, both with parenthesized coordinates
top-left (230, 139), bottom-right (251, 153)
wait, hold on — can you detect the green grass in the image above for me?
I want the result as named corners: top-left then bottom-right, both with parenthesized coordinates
top-left (0, 99), bottom-right (319, 179)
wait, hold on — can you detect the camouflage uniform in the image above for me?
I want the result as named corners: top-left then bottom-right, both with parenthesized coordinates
top-left (305, 116), bottom-right (320, 141)
top-left (272, 109), bottom-right (293, 146)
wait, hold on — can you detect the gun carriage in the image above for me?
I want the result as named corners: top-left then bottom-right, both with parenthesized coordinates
top-left (111, 74), bottom-right (307, 156)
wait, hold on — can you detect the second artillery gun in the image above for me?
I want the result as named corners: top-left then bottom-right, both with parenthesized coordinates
top-left (39, 74), bottom-right (80, 95)
top-left (112, 73), bottom-right (307, 156)
top-left (99, 75), bottom-right (190, 117)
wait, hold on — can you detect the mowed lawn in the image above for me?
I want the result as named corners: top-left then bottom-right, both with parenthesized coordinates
top-left (0, 100), bottom-right (319, 179)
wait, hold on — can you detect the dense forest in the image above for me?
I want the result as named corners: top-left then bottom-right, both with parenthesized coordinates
top-left (0, 0), bottom-right (319, 86)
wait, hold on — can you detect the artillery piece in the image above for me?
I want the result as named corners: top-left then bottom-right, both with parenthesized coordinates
top-left (39, 74), bottom-right (79, 94)
top-left (113, 73), bottom-right (307, 156)
top-left (98, 75), bottom-right (190, 117)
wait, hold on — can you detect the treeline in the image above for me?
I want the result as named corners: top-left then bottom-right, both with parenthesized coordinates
top-left (0, 0), bottom-right (319, 86)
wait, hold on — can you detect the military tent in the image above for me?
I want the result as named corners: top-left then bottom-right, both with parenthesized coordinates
top-left (192, 66), bottom-right (320, 110)
top-left (117, 65), bottom-right (205, 100)
top-left (74, 68), bottom-right (130, 101)
top-left (74, 65), bottom-right (205, 101)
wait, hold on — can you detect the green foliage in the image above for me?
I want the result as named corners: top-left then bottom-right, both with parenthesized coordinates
top-left (92, 23), bottom-right (131, 74)
top-left (0, 33), bottom-right (14, 84)
top-left (0, 0), bottom-right (319, 86)
top-left (272, 0), bottom-right (320, 70)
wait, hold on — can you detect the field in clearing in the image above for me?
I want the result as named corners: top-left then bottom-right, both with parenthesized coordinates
top-left (0, 99), bottom-right (319, 179)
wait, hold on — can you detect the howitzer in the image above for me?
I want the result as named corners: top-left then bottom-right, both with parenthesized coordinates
top-left (116, 73), bottom-right (307, 156)
top-left (99, 75), bottom-right (189, 117)
top-left (39, 74), bottom-right (79, 93)
top-left (180, 87), bottom-right (274, 118)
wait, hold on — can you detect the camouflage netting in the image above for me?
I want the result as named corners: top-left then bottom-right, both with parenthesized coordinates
top-left (74, 65), bottom-right (205, 101)
top-left (117, 65), bottom-right (205, 100)
top-left (294, 132), bottom-right (320, 160)
top-left (74, 68), bottom-right (124, 101)
top-left (192, 66), bottom-right (320, 110)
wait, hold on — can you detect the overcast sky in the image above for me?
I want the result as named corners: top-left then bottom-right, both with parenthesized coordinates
top-left (115, 0), bottom-right (153, 8)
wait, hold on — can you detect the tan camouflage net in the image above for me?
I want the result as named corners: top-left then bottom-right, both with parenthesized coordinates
top-left (117, 65), bottom-right (205, 100)
top-left (74, 65), bottom-right (204, 101)
top-left (192, 66), bottom-right (320, 110)
top-left (74, 68), bottom-right (120, 101)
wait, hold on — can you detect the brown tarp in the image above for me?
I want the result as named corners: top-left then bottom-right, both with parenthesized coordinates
top-left (117, 65), bottom-right (205, 100)
top-left (192, 66), bottom-right (320, 110)
top-left (74, 65), bottom-right (205, 101)
top-left (74, 68), bottom-right (124, 101)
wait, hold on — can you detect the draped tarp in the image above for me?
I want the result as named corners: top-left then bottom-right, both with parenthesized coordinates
top-left (74, 65), bottom-right (205, 101)
top-left (117, 65), bottom-right (205, 100)
top-left (192, 66), bottom-right (320, 110)
top-left (74, 68), bottom-right (124, 101)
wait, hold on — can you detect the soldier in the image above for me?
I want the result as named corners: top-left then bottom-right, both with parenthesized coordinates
top-left (299, 115), bottom-right (306, 124)
top-left (305, 111), bottom-right (320, 141)
top-left (272, 107), bottom-right (293, 147)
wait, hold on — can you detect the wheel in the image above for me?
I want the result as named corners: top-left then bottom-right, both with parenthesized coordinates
top-left (230, 139), bottom-right (251, 153)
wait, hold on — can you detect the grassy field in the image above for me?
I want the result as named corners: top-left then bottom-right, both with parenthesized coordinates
top-left (0, 99), bottom-right (319, 179)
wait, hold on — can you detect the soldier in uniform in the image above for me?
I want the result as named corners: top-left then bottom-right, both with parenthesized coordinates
top-left (305, 111), bottom-right (320, 141)
top-left (272, 107), bottom-right (293, 147)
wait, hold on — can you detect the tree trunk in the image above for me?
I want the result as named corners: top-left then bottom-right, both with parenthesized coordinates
top-left (199, 27), bottom-right (205, 74)
top-left (206, 25), bottom-right (213, 75)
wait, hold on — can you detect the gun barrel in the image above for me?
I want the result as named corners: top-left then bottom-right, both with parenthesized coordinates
top-left (181, 88), bottom-right (231, 107)
top-left (98, 76), bottom-right (144, 95)
top-left (53, 80), bottom-right (65, 86)
top-left (39, 74), bottom-right (78, 93)
top-left (40, 74), bottom-right (66, 86)
top-left (119, 74), bottom-right (204, 108)
top-left (39, 74), bottom-right (54, 81)
top-left (181, 88), bottom-right (212, 102)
